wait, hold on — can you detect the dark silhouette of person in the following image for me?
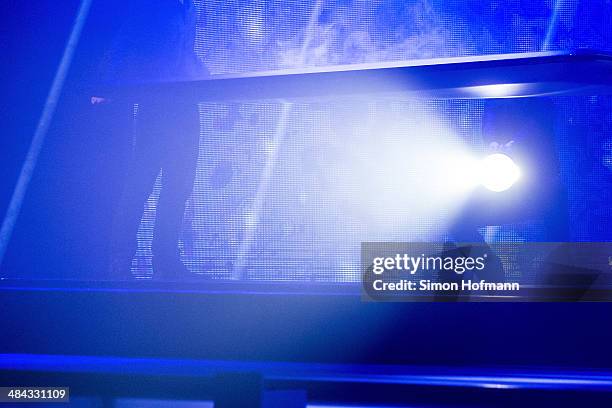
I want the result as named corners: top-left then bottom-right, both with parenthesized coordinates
top-left (95, 0), bottom-right (208, 280)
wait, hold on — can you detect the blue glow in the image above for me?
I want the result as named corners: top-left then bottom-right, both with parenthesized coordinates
top-left (0, 0), bottom-right (93, 267)
top-left (122, 1), bottom-right (612, 280)
top-left (6, 1), bottom-right (612, 281)
top-left (3, 354), bottom-right (612, 391)
top-left (543, 0), bottom-right (565, 51)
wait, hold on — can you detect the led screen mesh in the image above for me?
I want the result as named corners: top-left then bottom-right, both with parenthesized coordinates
top-left (131, 0), bottom-right (612, 280)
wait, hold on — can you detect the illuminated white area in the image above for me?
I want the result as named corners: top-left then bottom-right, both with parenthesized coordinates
top-left (481, 383), bottom-right (517, 389)
top-left (478, 153), bottom-right (521, 192)
top-left (468, 83), bottom-right (527, 98)
top-left (437, 154), bottom-right (480, 193)
top-left (329, 110), bottom-right (478, 240)
top-left (434, 152), bottom-right (521, 194)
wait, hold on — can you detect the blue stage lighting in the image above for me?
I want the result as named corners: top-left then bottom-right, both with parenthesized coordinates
top-left (479, 153), bottom-right (521, 192)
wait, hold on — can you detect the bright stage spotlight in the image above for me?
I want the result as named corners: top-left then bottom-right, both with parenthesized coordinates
top-left (479, 153), bottom-right (521, 192)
